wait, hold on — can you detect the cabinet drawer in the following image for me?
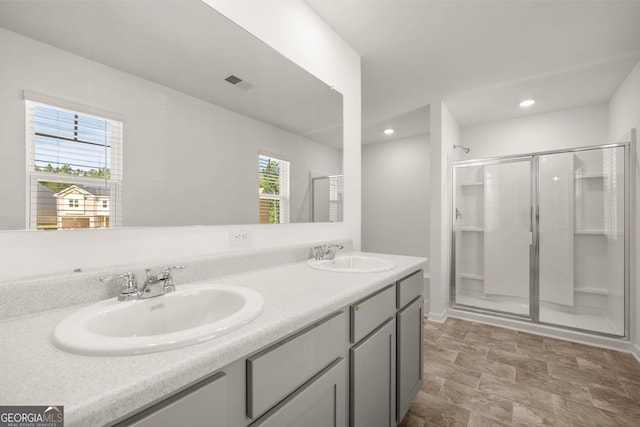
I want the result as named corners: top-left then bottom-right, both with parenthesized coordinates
top-left (251, 358), bottom-right (346, 427)
top-left (396, 270), bottom-right (423, 309)
top-left (118, 372), bottom-right (226, 427)
top-left (350, 285), bottom-right (395, 344)
top-left (247, 311), bottom-right (346, 419)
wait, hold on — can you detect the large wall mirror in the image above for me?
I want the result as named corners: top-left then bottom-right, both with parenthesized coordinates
top-left (0, 0), bottom-right (343, 231)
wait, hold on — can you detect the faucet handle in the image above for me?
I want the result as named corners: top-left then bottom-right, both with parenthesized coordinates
top-left (161, 265), bottom-right (186, 274)
top-left (313, 243), bottom-right (343, 260)
top-left (158, 265), bottom-right (185, 293)
top-left (100, 272), bottom-right (138, 300)
top-left (100, 271), bottom-right (135, 284)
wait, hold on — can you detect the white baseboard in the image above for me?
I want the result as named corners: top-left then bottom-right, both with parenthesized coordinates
top-left (427, 308), bottom-right (448, 323)
top-left (634, 343), bottom-right (640, 364)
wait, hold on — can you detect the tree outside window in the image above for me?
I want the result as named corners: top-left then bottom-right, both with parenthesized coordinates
top-left (259, 155), bottom-right (290, 224)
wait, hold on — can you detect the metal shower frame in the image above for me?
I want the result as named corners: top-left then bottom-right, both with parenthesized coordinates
top-left (449, 142), bottom-right (631, 339)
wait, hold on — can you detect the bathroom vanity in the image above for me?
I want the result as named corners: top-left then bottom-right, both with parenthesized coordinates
top-left (119, 269), bottom-right (424, 427)
top-left (0, 249), bottom-right (426, 427)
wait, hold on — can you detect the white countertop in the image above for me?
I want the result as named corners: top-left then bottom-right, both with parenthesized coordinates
top-left (0, 252), bottom-right (427, 426)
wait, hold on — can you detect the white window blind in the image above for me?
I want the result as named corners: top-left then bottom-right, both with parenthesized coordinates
top-left (25, 100), bottom-right (123, 230)
top-left (259, 154), bottom-right (290, 224)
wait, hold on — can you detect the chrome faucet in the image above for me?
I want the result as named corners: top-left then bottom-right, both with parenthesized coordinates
top-left (100, 271), bottom-right (140, 301)
top-left (139, 265), bottom-right (185, 298)
top-left (101, 265), bottom-right (185, 301)
top-left (313, 243), bottom-right (344, 260)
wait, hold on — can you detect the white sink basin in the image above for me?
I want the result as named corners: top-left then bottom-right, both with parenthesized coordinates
top-left (52, 284), bottom-right (264, 356)
top-left (307, 255), bottom-right (396, 273)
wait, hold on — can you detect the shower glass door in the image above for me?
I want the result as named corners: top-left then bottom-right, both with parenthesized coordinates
top-left (538, 146), bottom-right (626, 335)
top-left (452, 144), bottom-right (628, 338)
top-left (453, 158), bottom-right (533, 317)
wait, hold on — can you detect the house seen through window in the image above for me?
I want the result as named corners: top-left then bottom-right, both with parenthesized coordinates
top-left (259, 154), bottom-right (290, 224)
top-left (26, 100), bottom-right (123, 230)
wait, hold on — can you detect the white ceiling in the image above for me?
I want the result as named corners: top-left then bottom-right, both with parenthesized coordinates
top-left (362, 105), bottom-right (430, 144)
top-left (306, 0), bottom-right (640, 143)
top-left (0, 0), bottom-right (343, 146)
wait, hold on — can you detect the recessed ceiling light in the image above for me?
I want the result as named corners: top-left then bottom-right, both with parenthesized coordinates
top-left (519, 99), bottom-right (536, 108)
top-left (384, 128), bottom-right (395, 135)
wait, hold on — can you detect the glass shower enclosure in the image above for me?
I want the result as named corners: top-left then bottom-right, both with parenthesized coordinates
top-left (451, 143), bottom-right (629, 337)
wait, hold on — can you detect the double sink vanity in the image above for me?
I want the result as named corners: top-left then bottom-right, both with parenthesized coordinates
top-left (0, 244), bottom-right (427, 427)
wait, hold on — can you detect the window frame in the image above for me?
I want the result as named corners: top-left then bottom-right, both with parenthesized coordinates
top-left (24, 96), bottom-right (123, 230)
top-left (258, 153), bottom-right (291, 224)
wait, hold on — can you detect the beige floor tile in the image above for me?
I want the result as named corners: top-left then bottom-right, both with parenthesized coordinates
top-left (438, 379), bottom-right (513, 424)
top-left (588, 383), bottom-right (640, 419)
top-left (455, 353), bottom-right (516, 383)
top-left (397, 411), bottom-right (425, 427)
top-left (547, 363), bottom-right (626, 395)
top-left (453, 347), bottom-right (488, 366)
top-left (436, 335), bottom-right (490, 356)
top-left (515, 368), bottom-right (591, 402)
top-left (425, 342), bottom-right (459, 364)
top-left (487, 348), bottom-right (549, 376)
top-left (414, 318), bottom-right (640, 427)
top-left (424, 358), bottom-right (482, 389)
top-left (423, 373), bottom-right (446, 394)
top-left (512, 402), bottom-right (557, 426)
top-left (478, 373), bottom-right (554, 412)
top-left (410, 390), bottom-right (471, 427)
top-left (467, 322), bottom-right (494, 337)
top-left (551, 394), bottom-right (632, 427)
top-left (464, 332), bottom-right (519, 353)
top-left (515, 342), bottom-right (580, 369)
top-left (620, 379), bottom-right (640, 404)
top-left (543, 338), bottom-right (609, 364)
top-left (467, 412), bottom-right (510, 427)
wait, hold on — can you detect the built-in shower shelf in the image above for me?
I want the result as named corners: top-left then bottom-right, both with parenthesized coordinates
top-left (457, 273), bottom-right (484, 281)
top-left (455, 226), bottom-right (484, 232)
top-left (575, 174), bottom-right (604, 180)
top-left (574, 229), bottom-right (606, 235)
top-left (574, 287), bottom-right (609, 296)
top-left (460, 181), bottom-right (483, 187)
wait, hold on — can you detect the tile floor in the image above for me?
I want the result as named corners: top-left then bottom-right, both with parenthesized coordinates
top-left (400, 317), bottom-right (640, 426)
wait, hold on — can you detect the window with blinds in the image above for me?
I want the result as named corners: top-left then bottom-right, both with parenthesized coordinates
top-left (25, 100), bottom-right (123, 230)
top-left (258, 154), bottom-right (290, 224)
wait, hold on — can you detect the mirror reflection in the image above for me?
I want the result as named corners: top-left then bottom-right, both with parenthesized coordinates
top-left (0, 0), bottom-right (343, 230)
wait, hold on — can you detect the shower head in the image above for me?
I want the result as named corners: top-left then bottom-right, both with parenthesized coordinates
top-left (453, 144), bottom-right (470, 154)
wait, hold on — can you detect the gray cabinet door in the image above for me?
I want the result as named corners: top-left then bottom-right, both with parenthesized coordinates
top-left (350, 318), bottom-right (396, 427)
top-left (397, 297), bottom-right (423, 422)
top-left (251, 358), bottom-right (346, 427)
top-left (119, 372), bottom-right (226, 427)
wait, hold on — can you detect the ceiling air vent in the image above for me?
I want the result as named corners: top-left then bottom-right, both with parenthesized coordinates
top-left (225, 75), bottom-right (243, 85)
top-left (224, 74), bottom-right (253, 91)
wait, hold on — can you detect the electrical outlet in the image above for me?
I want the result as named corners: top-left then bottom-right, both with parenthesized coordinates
top-left (229, 228), bottom-right (252, 246)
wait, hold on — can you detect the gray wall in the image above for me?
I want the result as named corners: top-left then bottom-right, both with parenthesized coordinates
top-left (361, 134), bottom-right (430, 258)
